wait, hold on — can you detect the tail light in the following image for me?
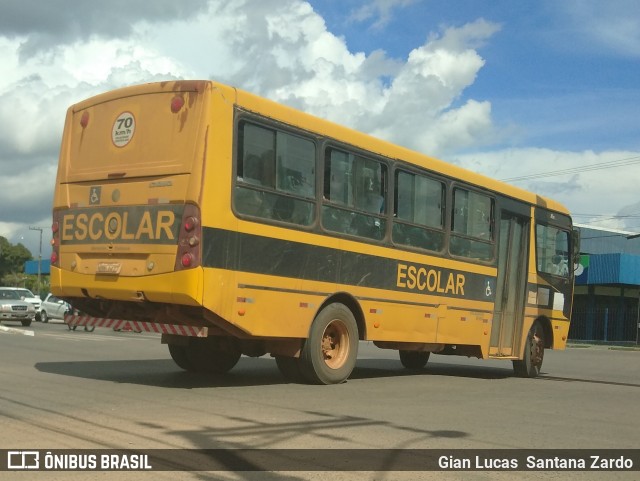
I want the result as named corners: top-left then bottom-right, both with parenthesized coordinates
top-left (175, 204), bottom-right (201, 271)
top-left (51, 211), bottom-right (60, 267)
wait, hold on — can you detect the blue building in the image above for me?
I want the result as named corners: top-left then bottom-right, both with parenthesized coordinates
top-left (571, 225), bottom-right (640, 344)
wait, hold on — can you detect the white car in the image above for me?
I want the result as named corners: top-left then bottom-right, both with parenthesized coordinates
top-left (0, 288), bottom-right (36, 326)
top-left (0, 287), bottom-right (41, 311)
top-left (39, 294), bottom-right (72, 323)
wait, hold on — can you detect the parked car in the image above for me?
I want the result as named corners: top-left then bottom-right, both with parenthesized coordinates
top-left (0, 288), bottom-right (36, 326)
top-left (0, 287), bottom-right (41, 311)
top-left (39, 293), bottom-right (72, 323)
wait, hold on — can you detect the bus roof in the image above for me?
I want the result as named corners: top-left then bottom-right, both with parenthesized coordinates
top-left (68, 80), bottom-right (570, 217)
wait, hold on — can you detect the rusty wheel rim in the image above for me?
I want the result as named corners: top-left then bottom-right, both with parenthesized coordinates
top-left (321, 319), bottom-right (350, 370)
top-left (531, 330), bottom-right (544, 367)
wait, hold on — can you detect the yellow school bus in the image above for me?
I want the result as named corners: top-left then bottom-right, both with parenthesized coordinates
top-left (51, 80), bottom-right (578, 384)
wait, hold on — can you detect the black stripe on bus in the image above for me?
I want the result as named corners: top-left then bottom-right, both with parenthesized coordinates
top-left (202, 227), bottom-right (497, 303)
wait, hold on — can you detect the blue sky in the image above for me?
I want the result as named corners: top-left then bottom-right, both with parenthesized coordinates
top-left (311, 0), bottom-right (640, 152)
top-left (0, 0), bottom-right (639, 257)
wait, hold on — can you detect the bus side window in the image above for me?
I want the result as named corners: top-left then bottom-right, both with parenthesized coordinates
top-left (392, 170), bottom-right (445, 252)
top-left (450, 188), bottom-right (494, 261)
top-left (235, 121), bottom-right (316, 226)
top-left (322, 148), bottom-right (387, 240)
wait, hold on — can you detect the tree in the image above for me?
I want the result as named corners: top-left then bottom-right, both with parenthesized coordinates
top-left (0, 236), bottom-right (33, 282)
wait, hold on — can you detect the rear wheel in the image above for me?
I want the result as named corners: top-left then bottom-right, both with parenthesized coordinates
top-left (187, 337), bottom-right (242, 374)
top-left (399, 350), bottom-right (430, 370)
top-left (168, 344), bottom-right (196, 371)
top-left (513, 320), bottom-right (545, 378)
top-left (300, 303), bottom-right (358, 385)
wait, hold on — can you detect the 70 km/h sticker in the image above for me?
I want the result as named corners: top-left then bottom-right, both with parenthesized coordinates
top-left (112, 112), bottom-right (136, 147)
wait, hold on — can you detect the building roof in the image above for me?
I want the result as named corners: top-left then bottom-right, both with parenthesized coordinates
top-left (576, 224), bottom-right (640, 256)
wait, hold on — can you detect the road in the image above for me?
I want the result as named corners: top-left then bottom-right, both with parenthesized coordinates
top-left (1, 320), bottom-right (638, 481)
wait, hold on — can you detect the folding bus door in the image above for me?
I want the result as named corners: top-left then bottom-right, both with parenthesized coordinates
top-left (490, 212), bottom-right (530, 356)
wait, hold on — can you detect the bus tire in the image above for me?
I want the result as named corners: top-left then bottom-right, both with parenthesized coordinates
top-left (275, 356), bottom-right (305, 383)
top-left (399, 350), bottom-right (430, 370)
top-left (513, 320), bottom-right (545, 378)
top-left (188, 337), bottom-right (242, 374)
top-left (300, 303), bottom-right (358, 385)
top-left (168, 344), bottom-right (196, 371)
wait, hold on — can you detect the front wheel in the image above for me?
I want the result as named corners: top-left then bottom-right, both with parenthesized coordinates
top-left (300, 303), bottom-right (359, 385)
top-left (513, 320), bottom-right (545, 378)
top-left (40, 311), bottom-right (48, 323)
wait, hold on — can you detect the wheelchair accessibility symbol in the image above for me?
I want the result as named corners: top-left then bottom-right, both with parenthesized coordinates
top-left (89, 186), bottom-right (101, 205)
top-left (484, 279), bottom-right (496, 300)
top-left (485, 280), bottom-right (493, 298)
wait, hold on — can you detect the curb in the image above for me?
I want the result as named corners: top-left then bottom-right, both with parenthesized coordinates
top-left (567, 343), bottom-right (640, 351)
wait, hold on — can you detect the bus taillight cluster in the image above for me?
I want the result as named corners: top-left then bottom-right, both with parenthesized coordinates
top-left (175, 204), bottom-right (201, 270)
top-left (51, 212), bottom-right (60, 266)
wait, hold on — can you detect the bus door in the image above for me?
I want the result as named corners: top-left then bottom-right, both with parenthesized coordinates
top-left (490, 212), bottom-right (530, 356)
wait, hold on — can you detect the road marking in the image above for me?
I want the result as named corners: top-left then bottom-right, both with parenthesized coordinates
top-left (0, 325), bottom-right (35, 336)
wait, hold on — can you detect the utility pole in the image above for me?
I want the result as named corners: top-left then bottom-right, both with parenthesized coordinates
top-left (28, 226), bottom-right (44, 297)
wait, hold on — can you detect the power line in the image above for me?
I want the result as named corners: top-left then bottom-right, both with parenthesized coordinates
top-left (500, 155), bottom-right (640, 182)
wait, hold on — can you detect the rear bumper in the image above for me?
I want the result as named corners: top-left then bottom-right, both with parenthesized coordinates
top-left (50, 267), bottom-right (203, 306)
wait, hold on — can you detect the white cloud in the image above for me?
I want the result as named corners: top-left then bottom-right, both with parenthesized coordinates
top-left (349, 0), bottom-right (418, 29)
top-left (554, 0), bottom-right (640, 57)
top-left (0, 0), bottom-right (638, 255)
top-left (453, 148), bottom-right (640, 231)
top-left (368, 19), bottom-right (500, 153)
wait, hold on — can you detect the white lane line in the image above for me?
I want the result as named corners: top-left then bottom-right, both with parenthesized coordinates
top-left (0, 325), bottom-right (35, 336)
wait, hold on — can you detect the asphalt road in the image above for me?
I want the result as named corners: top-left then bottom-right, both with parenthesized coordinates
top-left (1, 320), bottom-right (638, 481)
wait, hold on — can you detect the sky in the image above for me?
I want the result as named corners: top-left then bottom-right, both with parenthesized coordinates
top-left (1, 0), bottom-right (639, 260)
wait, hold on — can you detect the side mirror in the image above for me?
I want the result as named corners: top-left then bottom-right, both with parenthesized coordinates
top-left (571, 228), bottom-right (581, 265)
